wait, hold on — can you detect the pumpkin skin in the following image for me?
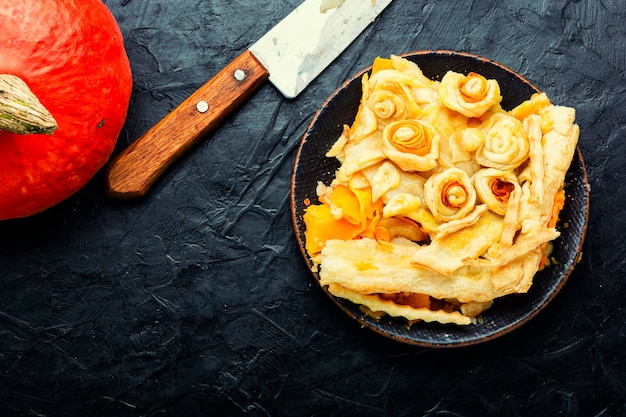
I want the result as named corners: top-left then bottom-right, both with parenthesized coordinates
top-left (0, 0), bottom-right (132, 220)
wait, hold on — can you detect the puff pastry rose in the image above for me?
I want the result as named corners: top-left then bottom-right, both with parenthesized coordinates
top-left (474, 168), bottom-right (521, 216)
top-left (440, 71), bottom-right (502, 118)
top-left (382, 119), bottom-right (440, 171)
top-left (424, 167), bottom-right (476, 222)
top-left (303, 55), bottom-right (579, 326)
top-left (475, 113), bottom-right (530, 170)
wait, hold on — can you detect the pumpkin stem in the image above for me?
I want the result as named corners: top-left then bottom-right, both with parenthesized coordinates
top-left (0, 74), bottom-right (58, 135)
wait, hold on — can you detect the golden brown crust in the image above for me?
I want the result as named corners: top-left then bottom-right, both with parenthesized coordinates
top-left (305, 55), bottom-right (579, 325)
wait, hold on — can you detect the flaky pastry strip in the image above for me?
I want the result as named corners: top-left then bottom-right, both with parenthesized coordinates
top-left (464, 228), bottom-right (560, 268)
top-left (524, 115), bottom-right (545, 209)
top-left (498, 187), bottom-right (522, 254)
top-left (434, 204), bottom-right (488, 240)
top-left (411, 210), bottom-right (503, 276)
top-left (537, 105), bottom-right (579, 227)
top-left (327, 283), bottom-right (473, 325)
top-left (491, 248), bottom-right (543, 295)
top-left (337, 132), bottom-right (386, 177)
top-left (320, 238), bottom-right (507, 303)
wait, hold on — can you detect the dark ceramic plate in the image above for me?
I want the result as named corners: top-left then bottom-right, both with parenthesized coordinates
top-left (290, 51), bottom-right (589, 347)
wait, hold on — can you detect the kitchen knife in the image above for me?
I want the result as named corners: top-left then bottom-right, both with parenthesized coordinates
top-left (105, 0), bottom-right (392, 199)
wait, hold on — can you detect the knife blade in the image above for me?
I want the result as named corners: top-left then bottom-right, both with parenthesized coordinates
top-left (105, 0), bottom-right (392, 199)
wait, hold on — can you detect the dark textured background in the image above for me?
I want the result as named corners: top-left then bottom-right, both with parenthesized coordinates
top-left (1, 1), bottom-right (625, 416)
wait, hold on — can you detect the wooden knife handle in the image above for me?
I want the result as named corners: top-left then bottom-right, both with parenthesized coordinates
top-left (105, 50), bottom-right (270, 199)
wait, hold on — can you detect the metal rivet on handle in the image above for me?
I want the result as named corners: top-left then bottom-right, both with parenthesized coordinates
top-left (196, 100), bottom-right (209, 113)
top-left (234, 69), bottom-right (246, 81)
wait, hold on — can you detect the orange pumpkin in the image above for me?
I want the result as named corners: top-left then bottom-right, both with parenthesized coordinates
top-left (0, 0), bottom-right (132, 220)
